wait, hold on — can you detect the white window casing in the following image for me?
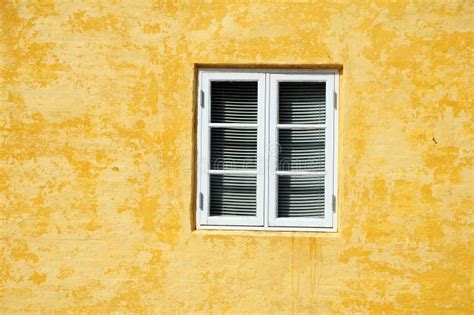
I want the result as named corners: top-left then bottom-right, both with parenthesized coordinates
top-left (268, 74), bottom-right (335, 229)
top-left (199, 72), bottom-right (265, 227)
top-left (197, 69), bottom-right (339, 232)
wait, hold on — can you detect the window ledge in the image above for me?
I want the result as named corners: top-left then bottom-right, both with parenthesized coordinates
top-left (192, 228), bottom-right (339, 239)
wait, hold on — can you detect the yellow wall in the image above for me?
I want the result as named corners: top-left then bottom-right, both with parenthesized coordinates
top-left (1, 0), bottom-right (473, 313)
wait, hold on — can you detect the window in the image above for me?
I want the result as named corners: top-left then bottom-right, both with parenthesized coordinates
top-left (196, 69), bottom-right (338, 232)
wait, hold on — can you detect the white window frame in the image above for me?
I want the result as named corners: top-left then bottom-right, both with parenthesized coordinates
top-left (268, 74), bottom-right (335, 228)
top-left (198, 72), bottom-right (266, 227)
top-left (196, 68), bottom-right (339, 232)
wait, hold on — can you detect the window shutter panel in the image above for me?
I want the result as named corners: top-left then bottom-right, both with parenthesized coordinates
top-left (277, 82), bottom-right (326, 219)
top-left (279, 82), bottom-right (326, 124)
top-left (278, 129), bottom-right (325, 172)
top-left (278, 176), bottom-right (325, 218)
top-left (210, 174), bottom-right (256, 216)
top-left (200, 74), bottom-right (264, 226)
top-left (209, 82), bottom-right (258, 217)
top-left (211, 81), bottom-right (258, 123)
top-left (211, 128), bottom-right (257, 170)
top-left (268, 74), bottom-right (335, 228)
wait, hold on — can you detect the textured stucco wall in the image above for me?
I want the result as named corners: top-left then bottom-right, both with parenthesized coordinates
top-left (1, 0), bottom-right (473, 313)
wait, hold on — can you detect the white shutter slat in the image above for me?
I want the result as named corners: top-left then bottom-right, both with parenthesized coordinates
top-left (210, 175), bottom-right (256, 216)
top-left (278, 176), bottom-right (325, 218)
top-left (211, 81), bottom-right (258, 123)
top-left (279, 82), bottom-right (326, 124)
top-left (278, 129), bottom-right (325, 171)
top-left (210, 127), bottom-right (257, 170)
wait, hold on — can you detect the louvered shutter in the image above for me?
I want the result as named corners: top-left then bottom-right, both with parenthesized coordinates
top-left (268, 74), bottom-right (335, 228)
top-left (198, 72), bottom-right (265, 226)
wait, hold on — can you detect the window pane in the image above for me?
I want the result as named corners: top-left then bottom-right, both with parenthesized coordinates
top-left (210, 175), bottom-right (256, 216)
top-left (279, 82), bottom-right (326, 124)
top-left (211, 128), bottom-right (257, 170)
top-left (278, 129), bottom-right (325, 171)
top-left (278, 176), bottom-right (325, 218)
top-left (211, 81), bottom-right (258, 123)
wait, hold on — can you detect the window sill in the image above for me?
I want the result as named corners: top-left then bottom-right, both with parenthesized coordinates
top-left (192, 227), bottom-right (339, 238)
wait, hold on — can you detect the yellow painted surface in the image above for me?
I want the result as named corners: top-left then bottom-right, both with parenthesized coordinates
top-left (1, 0), bottom-right (473, 313)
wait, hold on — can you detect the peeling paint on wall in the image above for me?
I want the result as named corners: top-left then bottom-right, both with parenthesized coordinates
top-left (1, 0), bottom-right (473, 313)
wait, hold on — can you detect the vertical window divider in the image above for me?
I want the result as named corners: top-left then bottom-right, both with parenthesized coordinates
top-left (267, 74), bottom-right (278, 227)
top-left (256, 73), bottom-right (266, 227)
top-left (264, 73), bottom-right (270, 228)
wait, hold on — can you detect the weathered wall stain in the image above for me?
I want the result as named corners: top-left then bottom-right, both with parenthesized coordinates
top-left (1, 0), bottom-right (473, 313)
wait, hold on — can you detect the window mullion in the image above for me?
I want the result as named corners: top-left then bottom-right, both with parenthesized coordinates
top-left (264, 73), bottom-right (271, 228)
top-left (256, 73), bottom-right (266, 226)
top-left (267, 74), bottom-right (279, 227)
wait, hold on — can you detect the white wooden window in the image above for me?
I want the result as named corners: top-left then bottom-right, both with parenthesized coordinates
top-left (197, 69), bottom-right (338, 232)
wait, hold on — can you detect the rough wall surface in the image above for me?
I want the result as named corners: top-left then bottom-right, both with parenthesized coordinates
top-left (1, 0), bottom-right (473, 313)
